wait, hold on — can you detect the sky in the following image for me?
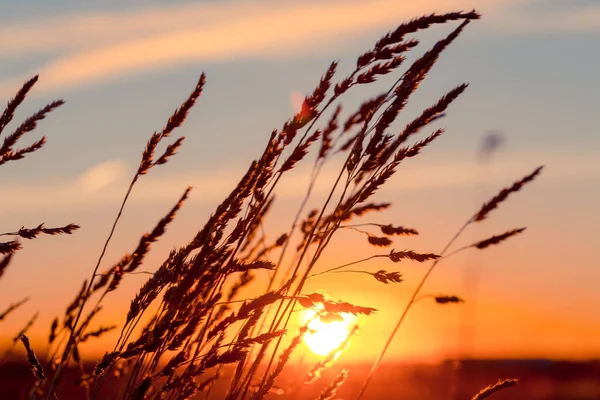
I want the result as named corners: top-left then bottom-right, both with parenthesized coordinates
top-left (0, 0), bottom-right (599, 363)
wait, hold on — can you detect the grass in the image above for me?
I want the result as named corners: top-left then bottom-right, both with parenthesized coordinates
top-left (0, 10), bottom-right (541, 400)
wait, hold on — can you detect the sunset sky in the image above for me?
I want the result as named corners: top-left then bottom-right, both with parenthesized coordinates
top-left (0, 0), bottom-right (599, 363)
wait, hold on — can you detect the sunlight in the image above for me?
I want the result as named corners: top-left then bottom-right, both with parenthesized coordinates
top-left (301, 309), bottom-right (356, 356)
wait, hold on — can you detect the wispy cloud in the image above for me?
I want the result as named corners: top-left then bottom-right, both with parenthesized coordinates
top-left (0, 153), bottom-right (597, 216)
top-left (1, 0), bottom-right (598, 99)
top-left (78, 159), bottom-right (127, 194)
top-left (0, 2), bottom-right (257, 58)
top-left (0, 0), bottom-right (513, 96)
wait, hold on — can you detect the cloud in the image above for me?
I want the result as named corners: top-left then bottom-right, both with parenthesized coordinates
top-left (3, 0), bottom-right (599, 97)
top-left (0, 153), bottom-right (597, 216)
top-left (0, 160), bottom-right (129, 214)
top-left (78, 160), bottom-right (127, 194)
top-left (0, 2), bottom-right (266, 58)
top-left (0, 0), bottom-right (513, 96)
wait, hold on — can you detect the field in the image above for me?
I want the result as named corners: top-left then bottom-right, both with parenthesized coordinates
top-left (2, 360), bottom-right (599, 399)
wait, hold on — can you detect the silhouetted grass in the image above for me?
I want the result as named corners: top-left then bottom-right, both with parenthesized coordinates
top-left (0, 10), bottom-right (540, 400)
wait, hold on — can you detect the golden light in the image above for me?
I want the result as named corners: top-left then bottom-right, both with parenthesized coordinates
top-left (301, 309), bottom-right (357, 356)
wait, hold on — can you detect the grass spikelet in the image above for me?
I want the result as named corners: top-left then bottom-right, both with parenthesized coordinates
top-left (0, 241), bottom-right (21, 256)
top-left (300, 292), bottom-right (328, 305)
top-left (0, 100), bottom-right (64, 166)
top-left (434, 295), bottom-right (464, 304)
top-left (2, 136), bottom-right (47, 163)
top-left (282, 60), bottom-right (337, 143)
top-left (373, 270), bottom-right (403, 284)
top-left (355, 163), bottom-right (397, 204)
top-left (474, 166), bottom-right (543, 222)
top-left (164, 73), bottom-right (206, 136)
top-left (153, 136), bottom-right (185, 166)
top-left (316, 369), bottom-right (349, 400)
top-left (296, 300), bottom-right (378, 317)
top-left (377, 39), bottom-right (419, 60)
top-left (205, 348), bottom-right (248, 370)
top-left (472, 378), bottom-right (518, 400)
top-left (241, 291), bottom-right (287, 313)
top-left (388, 249), bottom-right (440, 262)
top-left (356, 55), bottom-right (405, 84)
top-left (208, 291), bottom-right (285, 339)
top-left (229, 259), bottom-right (276, 273)
top-left (375, 11), bottom-right (480, 50)
top-left (380, 224), bottom-right (418, 236)
top-left (13, 223), bottom-right (80, 239)
top-left (295, 294), bottom-right (325, 309)
top-left (396, 128), bottom-right (445, 160)
top-left (0, 75), bottom-right (39, 135)
top-left (473, 228), bottom-right (526, 249)
top-left (21, 335), bottom-right (59, 400)
top-left (374, 22), bottom-right (471, 139)
top-left (396, 19), bottom-right (472, 87)
top-left (280, 130), bottom-right (321, 172)
top-left (48, 318), bottom-right (59, 344)
top-left (367, 235), bottom-right (393, 247)
top-left (396, 84), bottom-right (467, 146)
top-left (138, 73), bottom-right (205, 175)
top-left (93, 254), bottom-right (132, 292)
top-left (237, 329), bottom-right (287, 348)
top-left (138, 133), bottom-right (162, 176)
top-left (333, 76), bottom-right (353, 97)
top-left (20, 334), bottom-right (47, 381)
top-left (307, 61), bottom-right (337, 109)
top-left (323, 301), bottom-right (376, 316)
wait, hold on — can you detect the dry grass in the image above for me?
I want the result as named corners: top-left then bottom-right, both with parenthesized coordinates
top-left (0, 9), bottom-right (543, 400)
top-left (471, 378), bottom-right (519, 400)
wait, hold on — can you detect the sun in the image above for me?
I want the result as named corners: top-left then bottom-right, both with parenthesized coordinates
top-left (301, 309), bottom-right (356, 356)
